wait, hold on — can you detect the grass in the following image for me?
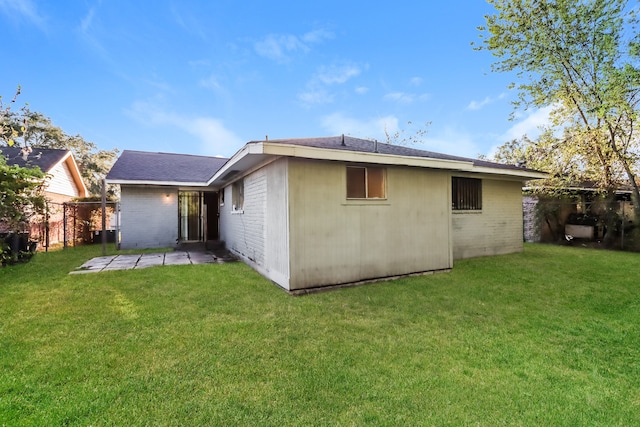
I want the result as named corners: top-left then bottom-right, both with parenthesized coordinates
top-left (1, 243), bottom-right (639, 426)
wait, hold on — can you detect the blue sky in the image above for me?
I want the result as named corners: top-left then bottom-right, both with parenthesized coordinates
top-left (0, 0), bottom-right (551, 159)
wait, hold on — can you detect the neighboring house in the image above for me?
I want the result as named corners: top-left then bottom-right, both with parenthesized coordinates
top-left (106, 136), bottom-right (546, 292)
top-left (1, 147), bottom-right (88, 246)
top-left (523, 182), bottom-right (634, 243)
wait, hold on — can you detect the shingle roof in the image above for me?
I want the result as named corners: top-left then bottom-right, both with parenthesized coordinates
top-left (0, 146), bottom-right (70, 172)
top-left (254, 135), bottom-right (542, 173)
top-left (106, 150), bottom-right (229, 183)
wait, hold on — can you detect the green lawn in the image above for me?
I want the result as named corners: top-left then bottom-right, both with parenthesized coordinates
top-left (1, 244), bottom-right (639, 426)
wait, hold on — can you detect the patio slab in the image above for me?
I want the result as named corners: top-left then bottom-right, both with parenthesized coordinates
top-left (134, 253), bottom-right (165, 269)
top-left (70, 250), bottom-right (236, 274)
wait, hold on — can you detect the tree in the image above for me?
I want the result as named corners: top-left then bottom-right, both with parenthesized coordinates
top-left (1, 106), bottom-right (118, 196)
top-left (384, 121), bottom-right (432, 146)
top-left (0, 86), bottom-right (24, 146)
top-left (0, 154), bottom-right (46, 231)
top-left (477, 0), bottom-right (640, 224)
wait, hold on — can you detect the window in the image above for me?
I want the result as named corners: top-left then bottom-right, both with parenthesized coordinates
top-left (232, 179), bottom-right (244, 211)
top-left (347, 166), bottom-right (386, 199)
top-left (452, 177), bottom-right (482, 210)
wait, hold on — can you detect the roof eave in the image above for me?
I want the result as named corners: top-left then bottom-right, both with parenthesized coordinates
top-left (471, 166), bottom-right (549, 180)
top-left (260, 142), bottom-right (477, 170)
top-left (106, 179), bottom-right (210, 187)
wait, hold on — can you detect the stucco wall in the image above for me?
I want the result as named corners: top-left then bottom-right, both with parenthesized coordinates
top-left (287, 158), bottom-right (452, 290)
top-left (120, 185), bottom-right (178, 249)
top-left (451, 178), bottom-right (524, 260)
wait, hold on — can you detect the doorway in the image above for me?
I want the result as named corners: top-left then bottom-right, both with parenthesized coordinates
top-left (178, 191), bottom-right (219, 242)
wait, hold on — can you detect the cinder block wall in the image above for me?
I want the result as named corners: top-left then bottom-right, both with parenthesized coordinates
top-left (219, 169), bottom-right (267, 265)
top-left (120, 186), bottom-right (178, 249)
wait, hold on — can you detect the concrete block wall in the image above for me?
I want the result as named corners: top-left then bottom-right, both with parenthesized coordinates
top-left (120, 186), bottom-right (178, 249)
top-left (219, 169), bottom-right (267, 265)
top-left (452, 178), bottom-right (524, 260)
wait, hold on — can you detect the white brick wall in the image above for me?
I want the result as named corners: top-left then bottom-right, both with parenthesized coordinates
top-left (120, 186), bottom-right (178, 249)
top-left (219, 169), bottom-right (267, 264)
top-left (452, 178), bottom-right (524, 260)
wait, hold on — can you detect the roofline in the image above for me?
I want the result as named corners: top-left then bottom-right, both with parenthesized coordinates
top-left (208, 141), bottom-right (548, 184)
top-left (106, 179), bottom-right (211, 187)
top-left (524, 185), bottom-right (633, 194)
top-left (48, 150), bottom-right (88, 198)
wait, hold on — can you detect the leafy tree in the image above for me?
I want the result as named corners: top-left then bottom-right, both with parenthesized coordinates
top-left (4, 108), bottom-right (119, 196)
top-left (0, 152), bottom-right (47, 230)
top-left (477, 0), bottom-right (640, 225)
top-left (0, 86), bottom-right (24, 146)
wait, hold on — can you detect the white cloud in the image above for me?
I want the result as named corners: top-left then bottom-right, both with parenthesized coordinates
top-left (502, 105), bottom-right (554, 141)
top-left (79, 4), bottom-right (96, 33)
top-left (301, 28), bottom-right (334, 44)
top-left (0, 0), bottom-right (46, 29)
top-left (298, 62), bottom-right (365, 106)
top-left (484, 105), bottom-right (556, 158)
top-left (355, 86), bottom-right (369, 95)
top-left (199, 74), bottom-right (222, 91)
top-left (467, 92), bottom-right (509, 111)
top-left (467, 96), bottom-right (492, 111)
top-left (298, 89), bottom-right (334, 105)
top-left (319, 113), bottom-right (483, 158)
top-left (383, 91), bottom-right (430, 104)
top-left (316, 64), bottom-right (362, 85)
top-left (125, 99), bottom-right (243, 156)
top-left (421, 129), bottom-right (481, 158)
top-left (384, 92), bottom-right (414, 104)
top-left (254, 28), bottom-right (333, 62)
top-left (410, 77), bottom-right (423, 86)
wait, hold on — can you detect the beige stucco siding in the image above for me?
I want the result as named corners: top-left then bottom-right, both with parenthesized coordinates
top-left (451, 178), bottom-right (524, 260)
top-left (287, 158), bottom-right (452, 290)
top-left (120, 185), bottom-right (178, 249)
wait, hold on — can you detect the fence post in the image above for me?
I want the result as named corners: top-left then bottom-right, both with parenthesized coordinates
top-left (63, 202), bottom-right (68, 249)
top-left (102, 179), bottom-right (107, 255)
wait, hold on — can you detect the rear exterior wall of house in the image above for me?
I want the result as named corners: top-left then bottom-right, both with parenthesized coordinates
top-left (451, 178), bottom-right (524, 260)
top-left (120, 185), bottom-right (178, 249)
top-left (286, 158), bottom-right (453, 290)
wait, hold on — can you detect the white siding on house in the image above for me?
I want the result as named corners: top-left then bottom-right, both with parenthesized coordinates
top-left (120, 186), bottom-right (178, 249)
top-left (451, 178), bottom-right (524, 260)
top-left (46, 160), bottom-right (80, 197)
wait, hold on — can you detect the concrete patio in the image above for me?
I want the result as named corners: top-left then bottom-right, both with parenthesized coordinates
top-left (70, 249), bottom-right (236, 274)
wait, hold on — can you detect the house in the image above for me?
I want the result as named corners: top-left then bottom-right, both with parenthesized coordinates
top-left (523, 182), bottom-right (634, 243)
top-left (106, 136), bottom-right (546, 292)
top-left (1, 147), bottom-right (88, 246)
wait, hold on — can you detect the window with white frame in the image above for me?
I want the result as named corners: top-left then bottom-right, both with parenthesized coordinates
top-left (232, 179), bottom-right (244, 211)
top-left (452, 177), bottom-right (482, 210)
top-left (346, 166), bottom-right (386, 199)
